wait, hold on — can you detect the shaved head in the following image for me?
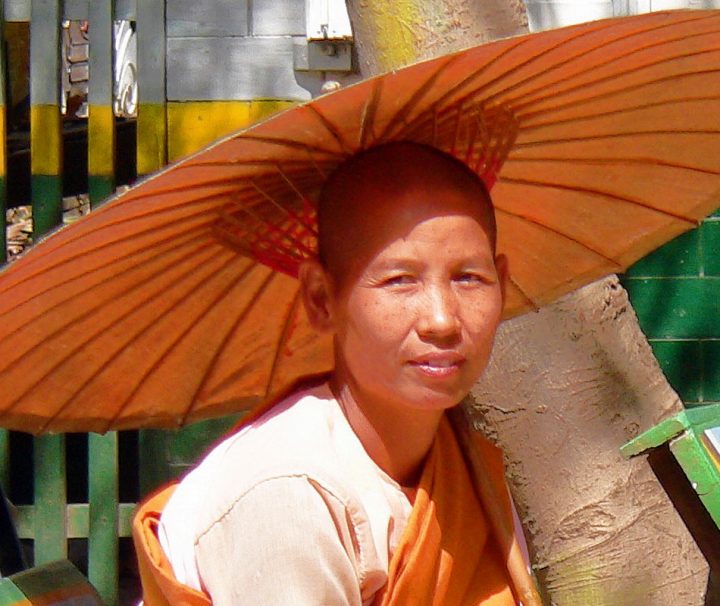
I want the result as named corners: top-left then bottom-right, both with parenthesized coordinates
top-left (317, 142), bottom-right (497, 284)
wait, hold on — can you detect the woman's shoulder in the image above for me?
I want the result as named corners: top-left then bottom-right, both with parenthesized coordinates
top-left (162, 383), bottom-right (366, 533)
top-left (158, 382), bottom-right (410, 597)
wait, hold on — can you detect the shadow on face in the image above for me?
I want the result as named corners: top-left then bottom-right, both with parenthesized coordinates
top-left (317, 142), bottom-right (498, 291)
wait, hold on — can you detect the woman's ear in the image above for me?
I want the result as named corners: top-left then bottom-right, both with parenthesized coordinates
top-left (298, 260), bottom-right (336, 332)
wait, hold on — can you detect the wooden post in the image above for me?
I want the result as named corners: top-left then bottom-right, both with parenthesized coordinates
top-left (0, 429), bottom-right (8, 493)
top-left (0, 0), bottom-right (7, 496)
top-left (0, 0), bottom-right (7, 265)
top-left (88, 0), bottom-right (116, 206)
top-left (88, 432), bottom-right (119, 606)
top-left (30, 0), bottom-right (63, 238)
top-left (33, 434), bottom-right (66, 565)
top-left (136, 0), bottom-right (167, 176)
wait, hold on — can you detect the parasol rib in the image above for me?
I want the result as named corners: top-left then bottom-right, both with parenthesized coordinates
top-left (0, 242), bottom-right (222, 377)
top-left (0, 197), bottom-right (235, 300)
top-left (174, 157), bottom-right (338, 171)
top-left (513, 129), bottom-right (720, 151)
top-left (306, 105), bottom-right (354, 155)
top-left (264, 288), bottom-right (304, 400)
top-left (178, 272), bottom-right (278, 427)
top-left (463, 110), bottom-right (482, 166)
top-left (395, 14), bottom-right (690, 139)
top-left (520, 89), bottom-right (720, 130)
top-left (479, 14), bottom-right (720, 112)
top-left (510, 35), bottom-right (720, 115)
top-left (39, 264), bottom-right (256, 433)
top-left (400, 13), bottom-right (720, 141)
top-left (507, 275), bottom-right (540, 312)
top-left (402, 14), bottom-right (657, 135)
top-left (237, 133), bottom-right (347, 159)
top-left (104, 167), bottom-right (325, 208)
top-left (110, 177), bottom-right (318, 215)
top-left (498, 176), bottom-right (700, 226)
top-left (375, 54), bottom-right (461, 143)
top-left (495, 207), bottom-right (624, 271)
top-left (2, 247), bottom-right (237, 420)
top-left (506, 155), bottom-right (720, 177)
top-left (275, 162), bottom-right (318, 206)
top-left (359, 80), bottom-right (384, 150)
top-left (392, 34), bottom-right (534, 140)
top-left (103, 263), bottom-right (268, 432)
top-left (248, 181), bottom-right (316, 233)
top-left (303, 145), bottom-right (330, 180)
top-left (0, 230), bottom-right (208, 341)
top-left (228, 198), bottom-right (317, 259)
top-left (419, 58), bottom-right (720, 151)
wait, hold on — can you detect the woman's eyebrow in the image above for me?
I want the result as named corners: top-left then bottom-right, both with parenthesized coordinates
top-left (370, 256), bottom-right (425, 269)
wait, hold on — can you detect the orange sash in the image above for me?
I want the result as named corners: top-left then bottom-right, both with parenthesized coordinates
top-left (133, 412), bottom-right (543, 605)
top-left (133, 485), bottom-right (209, 606)
top-left (377, 416), bottom-right (541, 605)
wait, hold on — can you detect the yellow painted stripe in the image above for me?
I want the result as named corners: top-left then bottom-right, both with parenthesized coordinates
top-left (88, 104), bottom-right (115, 177)
top-left (137, 103), bottom-right (167, 175)
top-left (363, 1), bottom-right (421, 72)
top-left (30, 105), bottom-right (62, 175)
top-left (167, 100), bottom-right (295, 162)
top-left (248, 100), bottom-right (296, 126)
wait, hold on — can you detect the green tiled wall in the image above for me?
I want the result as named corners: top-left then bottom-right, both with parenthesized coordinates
top-left (623, 209), bottom-right (720, 407)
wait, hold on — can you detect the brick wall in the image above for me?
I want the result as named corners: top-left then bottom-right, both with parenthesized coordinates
top-left (622, 209), bottom-right (720, 407)
top-left (162, 0), bottom-right (356, 162)
top-left (166, 0), bottom-right (309, 102)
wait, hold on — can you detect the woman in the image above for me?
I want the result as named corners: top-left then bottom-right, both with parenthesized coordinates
top-left (134, 143), bottom-right (537, 605)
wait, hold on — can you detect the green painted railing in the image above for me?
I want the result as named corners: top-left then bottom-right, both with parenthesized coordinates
top-left (1, 431), bottom-right (132, 604)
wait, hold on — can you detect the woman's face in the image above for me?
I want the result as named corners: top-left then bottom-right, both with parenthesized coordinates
top-left (321, 179), bottom-right (507, 416)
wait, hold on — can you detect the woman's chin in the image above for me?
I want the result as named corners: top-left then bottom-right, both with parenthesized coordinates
top-left (395, 383), bottom-right (469, 413)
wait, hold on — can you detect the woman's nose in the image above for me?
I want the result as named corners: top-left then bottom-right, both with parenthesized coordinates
top-left (415, 286), bottom-right (461, 341)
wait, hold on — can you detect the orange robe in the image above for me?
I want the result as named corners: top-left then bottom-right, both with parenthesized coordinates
top-left (133, 414), bottom-right (543, 605)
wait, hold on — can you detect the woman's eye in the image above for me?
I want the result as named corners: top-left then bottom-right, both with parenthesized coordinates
top-left (382, 274), bottom-right (415, 287)
top-left (456, 272), bottom-right (486, 284)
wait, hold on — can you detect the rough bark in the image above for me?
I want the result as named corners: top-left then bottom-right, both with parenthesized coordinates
top-left (468, 277), bottom-right (708, 605)
top-left (345, 3), bottom-right (708, 604)
top-left (346, 0), bottom-right (528, 76)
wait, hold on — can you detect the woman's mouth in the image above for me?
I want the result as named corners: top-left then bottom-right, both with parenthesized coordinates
top-left (409, 355), bottom-right (465, 378)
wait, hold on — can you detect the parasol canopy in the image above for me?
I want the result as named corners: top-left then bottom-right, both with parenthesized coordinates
top-left (1, 10), bottom-right (720, 434)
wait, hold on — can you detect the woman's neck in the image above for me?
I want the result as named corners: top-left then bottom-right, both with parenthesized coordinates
top-left (329, 376), bottom-right (444, 488)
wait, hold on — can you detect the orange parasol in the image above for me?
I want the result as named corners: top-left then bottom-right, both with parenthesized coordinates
top-left (1, 10), bottom-right (720, 433)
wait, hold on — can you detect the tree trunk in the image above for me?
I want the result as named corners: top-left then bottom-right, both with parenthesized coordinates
top-left (346, 0), bottom-right (527, 77)
top-left (345, 3), bottom-right (709, 605)
top-left (469, 277), bottom-right (708, 605)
